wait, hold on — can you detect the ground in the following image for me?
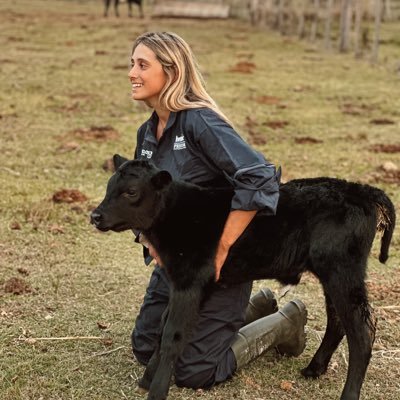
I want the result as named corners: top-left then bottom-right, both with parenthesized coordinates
top-left (0, 0), bottom-right (399, 399)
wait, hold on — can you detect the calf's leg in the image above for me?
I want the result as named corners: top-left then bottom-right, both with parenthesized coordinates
top-left (138, 1), bottom-right (144, 18)
top-left (138, 306), bottom-right (169, 390)
top-left (146, 286), bottom-right (204, 400)
top-left (104, 0), bottom-right (111, 16)
top-left (132, 266), bottom-right (169, 365)
top-left (302, 291), bottom-right (345, 378)
top-left (319, 270), bottom-right (375, 400)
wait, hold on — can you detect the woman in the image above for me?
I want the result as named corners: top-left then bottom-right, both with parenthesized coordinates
top-left (129, 31), bottom-right (306, 389)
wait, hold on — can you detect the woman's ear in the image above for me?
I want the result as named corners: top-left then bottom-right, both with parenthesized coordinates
top-left (172, 65), bottom-right (179, 81)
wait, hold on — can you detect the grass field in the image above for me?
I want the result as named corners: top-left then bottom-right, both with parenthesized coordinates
top-left (0, 1), bottom-right (399, 399)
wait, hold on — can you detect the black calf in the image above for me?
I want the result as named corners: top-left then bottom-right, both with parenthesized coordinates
top-left (91, 155), bottom-right (396, 400)
top-left (104, 0), bottom-right (144, 18)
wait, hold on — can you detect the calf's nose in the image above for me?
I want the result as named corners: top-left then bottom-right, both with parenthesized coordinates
top-left (90, 211), bottom-right (102, 227)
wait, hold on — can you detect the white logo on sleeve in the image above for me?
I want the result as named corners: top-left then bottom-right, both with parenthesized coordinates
top-left (173, 135), bottom-right (186, 150)
top-left (141, 149), bottom-right (153, 159)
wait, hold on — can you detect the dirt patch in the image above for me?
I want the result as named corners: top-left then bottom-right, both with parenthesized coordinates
top-left (229, 61), bottom-right (256, 74)
top-left (254, 95), bottom-right (282, 106)
top-left (3, 277), bottom-right (32, 295)
top-left (9, 221), bottom-right (21, 230)
top-left (263, 120), bottom-right (289, 130)
top-left (244, 116), bottom-right (267, 146)
top-left (369, 144), bottom-right (400, 154)
top-left (370, 118), bottom-right (395, 125)
top-left (52, 189), bottom-right (88, 204)
top-left (340, 103), bottom-right (376, 116)
top-left (68, 126), bottom-right (119, 142)
top-left (366, 164), bottom-right (400, 184)
top-left (102, 158), bottom-right (115, 172)
top-left (56, 141), bottom-right (80, 153)
top-left (295, 136), bottom-right (323, 144)
top-left (17, 267), bottom-right (30, 276)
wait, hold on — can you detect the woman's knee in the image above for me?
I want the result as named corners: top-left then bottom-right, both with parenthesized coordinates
top-left (174, 365), bottom-right (215, 389)
top-left (131, 328), bottom-right (153, 365)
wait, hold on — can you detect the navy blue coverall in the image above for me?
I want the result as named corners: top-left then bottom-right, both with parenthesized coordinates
top-left (131, 108), bottom-right (280, 388)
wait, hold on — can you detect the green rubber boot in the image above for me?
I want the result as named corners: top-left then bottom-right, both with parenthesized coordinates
top-left (232, 299), bottom-right (307, 369)
top-left (245, 288), bottom-right (278, 324)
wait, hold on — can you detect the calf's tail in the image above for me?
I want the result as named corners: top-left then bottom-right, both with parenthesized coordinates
top-left (371, 188), bottom-right (396, 263)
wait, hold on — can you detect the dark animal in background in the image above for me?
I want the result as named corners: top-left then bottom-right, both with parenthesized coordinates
top-left (104, 0), bottom-right (144, 18)
top-left (91, 155), bottom-right (396, 400)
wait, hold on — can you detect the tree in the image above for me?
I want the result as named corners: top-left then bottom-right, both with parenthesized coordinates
top-left (371, 0), bottom-right (382, 63)
top-left (339, 0), bottom-right (353, 52)
top-left (354, 0), bottom-right (364, 57)
top-left (324, 0), bottom-right (334, 49)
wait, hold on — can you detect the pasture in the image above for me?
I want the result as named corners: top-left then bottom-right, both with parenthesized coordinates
top-left (1, 0), bottom-right (399, 399)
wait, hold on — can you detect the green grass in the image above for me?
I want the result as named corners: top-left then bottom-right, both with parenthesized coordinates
top-left (1, 1), bottom-right (399, 399)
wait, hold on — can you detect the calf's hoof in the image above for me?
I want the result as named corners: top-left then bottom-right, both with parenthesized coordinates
top-left (147, 389), bottom-right (167, 400)
top-left (138, 376), bottom-right (152, 391)
top-left (301, 363), bottom-right (327, 379)
top-left (136, 386), bottom-right (148, 395)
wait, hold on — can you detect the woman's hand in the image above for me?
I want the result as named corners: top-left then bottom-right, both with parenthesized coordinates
top-left (214, 240), bottom-right (230, 281)
top-left (139, 234), bottom-right (163, 266)
top-left (214, 209), bottom-right (257, 282)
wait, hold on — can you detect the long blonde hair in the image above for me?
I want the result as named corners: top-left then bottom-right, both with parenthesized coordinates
top-left (132, 32), bottom-right (230, 124)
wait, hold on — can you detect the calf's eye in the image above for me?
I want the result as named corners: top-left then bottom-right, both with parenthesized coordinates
top-left (125, 189), bottom-right (137, 197)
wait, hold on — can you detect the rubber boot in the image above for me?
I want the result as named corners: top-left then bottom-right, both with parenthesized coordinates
top-left (232, 299), bottom-right (307, 369)
top-left (245, 288), bottom-right (278, 325)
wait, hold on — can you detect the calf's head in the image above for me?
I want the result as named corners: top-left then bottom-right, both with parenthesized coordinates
top-left (91, 154), bottom-right (172, 232)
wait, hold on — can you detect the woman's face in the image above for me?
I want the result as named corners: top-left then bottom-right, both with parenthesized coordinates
top-left (129, 43), bottom-right (168, 108)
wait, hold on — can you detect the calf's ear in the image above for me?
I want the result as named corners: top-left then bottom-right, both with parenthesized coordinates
top-left (151, 170), bottom-right (172, 190)
top-left (113, 154), bottom-right (129, 169)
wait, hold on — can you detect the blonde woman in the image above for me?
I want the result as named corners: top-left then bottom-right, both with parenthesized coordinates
top-left (129, 32), bottom-right (306, 389)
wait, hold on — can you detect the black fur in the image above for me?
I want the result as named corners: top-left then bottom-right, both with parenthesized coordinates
top-left (91, 156), bottom-right (396, 400)
top-left (104, 0), bottom-right (143, 18)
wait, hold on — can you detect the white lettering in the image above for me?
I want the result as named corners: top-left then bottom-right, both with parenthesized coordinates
top-left (141, 149), bottom-right (153, 159)
top-left (173, 134), bottom-right (186, 150)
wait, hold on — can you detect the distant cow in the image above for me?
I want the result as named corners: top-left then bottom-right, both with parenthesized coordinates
top-left (104, 0), bottom-right (144, 18)
top-left (91, 155), bottom-right (395, 400)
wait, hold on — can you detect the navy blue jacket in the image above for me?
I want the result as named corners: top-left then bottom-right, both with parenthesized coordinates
top-left (134, 108), bottom-right (280, 213)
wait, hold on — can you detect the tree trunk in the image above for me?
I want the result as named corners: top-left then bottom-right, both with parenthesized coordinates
top-left (324, 0), bottom-right (334, 50)
top-left (371, 0), bottom-right (382, 63)
top-left (384, 0), bottom-right (392, 20)
top-left (339, 0), bottom-right (353, 52)
top-left (310, 0), bottom-right (320, 42)
top-left (297, 0), bottom-right (306, 38)
top-left (354, 0), bottom-right (363, 57)
top-left (277, 0), bottom-right (285, 32)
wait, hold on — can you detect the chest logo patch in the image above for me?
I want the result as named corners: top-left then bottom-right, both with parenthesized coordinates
top-left (173, 135), bottom-right (186, 151)
top-left (141, 149), bottom-right (153, 159)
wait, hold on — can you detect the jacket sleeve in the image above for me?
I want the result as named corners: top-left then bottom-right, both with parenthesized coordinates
top-left (191, 110), bottom-right (281, 214)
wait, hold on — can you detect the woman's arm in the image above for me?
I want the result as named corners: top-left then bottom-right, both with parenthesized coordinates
top-left (214, 209), bottom-right (257, 281)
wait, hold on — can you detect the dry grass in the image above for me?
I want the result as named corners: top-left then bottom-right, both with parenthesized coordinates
top-left (0, 1), bottom-right (399, 399)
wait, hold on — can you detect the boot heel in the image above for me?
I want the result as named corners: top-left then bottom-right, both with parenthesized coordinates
top-left (277, 300), bottom-right (307, 357)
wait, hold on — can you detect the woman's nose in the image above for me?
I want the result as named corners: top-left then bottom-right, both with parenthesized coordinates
top-left (128, 65), bottom-right (137, 79)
